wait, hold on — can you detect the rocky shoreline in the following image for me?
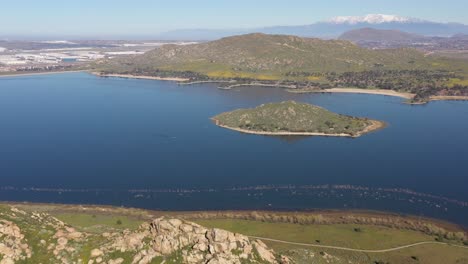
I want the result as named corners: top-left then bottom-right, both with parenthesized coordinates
top-left (88, 72), bottom-right (468, 104)
top-left (211, 101), bottom-right (386, 138)
top-left (212, 120), bottom-right (385, 138)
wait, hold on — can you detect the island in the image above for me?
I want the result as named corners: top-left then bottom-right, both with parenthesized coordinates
top-left (212, 101), bottom-right (384, 137)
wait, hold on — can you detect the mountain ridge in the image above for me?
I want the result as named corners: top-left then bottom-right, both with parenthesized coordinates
top-left (339, 28), bottom-right (425, 42)
top-left (328, 14), bottom-right (423, 24)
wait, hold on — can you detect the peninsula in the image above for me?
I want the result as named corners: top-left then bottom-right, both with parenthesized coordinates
top-left (212, 101), bottom-right (384, 137)
top-left (96, 33), bottom-right (468, 103)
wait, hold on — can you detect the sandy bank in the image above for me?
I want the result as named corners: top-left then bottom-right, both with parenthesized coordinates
top-left (212, 119), bottom-right (385, 138)
top-left (289, 88), bottom-right (468, 103)
top-left (221, 83), bottom-right (297, 90)
top-left (93, 73), bottom-right (189, 82)
top-left (288, 87), bottom-right (415, 99)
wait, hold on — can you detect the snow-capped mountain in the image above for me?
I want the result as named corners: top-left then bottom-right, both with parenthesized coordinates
top-left (158, 14), bottom-right (468, 40)
top-left (328, 14), bottom-right (421, 25)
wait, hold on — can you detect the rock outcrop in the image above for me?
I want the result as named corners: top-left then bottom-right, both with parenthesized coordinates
top-left (0, 220), bottom-right (31, 264)
top-left (149, 217), bottom-right (279, 263)
top-left (0, 205), bottom-right (285, 264)
top-left (93, 217), bottom-right (281, 264)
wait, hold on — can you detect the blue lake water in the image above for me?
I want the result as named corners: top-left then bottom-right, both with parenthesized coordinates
top-left (1, 72), bottom-right (467, 225)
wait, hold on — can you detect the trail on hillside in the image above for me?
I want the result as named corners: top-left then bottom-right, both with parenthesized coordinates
top-left (248, 236), bottom-right (468, 253)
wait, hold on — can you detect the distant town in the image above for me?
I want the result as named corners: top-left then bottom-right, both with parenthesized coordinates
top-left (0, 40), bottom-right (197, 73)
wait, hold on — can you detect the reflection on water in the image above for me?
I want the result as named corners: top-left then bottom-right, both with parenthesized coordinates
top-left (275, 135), bottom-right (311, 143)
top-left (1, 184), bottom-right (466, 225)
top-left (0, 72), bottom-right (468, 225)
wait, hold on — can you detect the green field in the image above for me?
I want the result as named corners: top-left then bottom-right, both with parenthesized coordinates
top-left (194, 219), bottom-right (468, 264)
top-left (194, 219), bottom-right (433, 250)
top-left (53, 212), bottom-right (143, 232)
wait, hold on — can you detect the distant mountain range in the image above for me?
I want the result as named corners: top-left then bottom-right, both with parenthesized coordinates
top-left (337, 28), bottom-right (468, 51)
top-left (158, 14), bottom-right (468, 40)
top-left (338, 28), bottom-right (425, 42)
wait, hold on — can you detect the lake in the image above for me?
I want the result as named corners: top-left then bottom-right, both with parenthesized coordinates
top-left (1, 72), bottom-right (467, 225)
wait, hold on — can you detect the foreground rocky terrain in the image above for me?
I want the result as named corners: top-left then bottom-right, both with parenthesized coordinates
top-left (1, 204), bottom-right (467, 264)
top-left (0, 205), bottom-right (286, 264)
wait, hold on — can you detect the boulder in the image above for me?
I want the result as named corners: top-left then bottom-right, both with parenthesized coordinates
top-left (90, 248), bottom-right (103, 258)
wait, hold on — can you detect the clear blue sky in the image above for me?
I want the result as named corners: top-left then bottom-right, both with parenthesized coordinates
top-left (1, 0), bottom-right (467, 37)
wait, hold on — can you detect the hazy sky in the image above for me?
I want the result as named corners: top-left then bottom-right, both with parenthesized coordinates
top-left (1, 0), bottom-right (467, 37)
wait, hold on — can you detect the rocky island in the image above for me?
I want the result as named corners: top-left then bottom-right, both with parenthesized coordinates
top-left (212, 101), bottom-right (384, 137)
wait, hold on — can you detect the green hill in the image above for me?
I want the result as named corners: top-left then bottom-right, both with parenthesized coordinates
top-left (212, 101), bottom-right (383, 137)
top-left (100, 33), bottom-right (441, 77)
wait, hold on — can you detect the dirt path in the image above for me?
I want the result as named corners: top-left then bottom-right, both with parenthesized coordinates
top-left (248, 236), bottom-right (468, 253)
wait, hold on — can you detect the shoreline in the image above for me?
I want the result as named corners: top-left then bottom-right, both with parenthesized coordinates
top-left (220, 83), bottom-right (297, 90)
top-left (179, 80), bottom-right (235, 85)
top-left (288, 87), bottom-right (415, 99)
top-left (288, 87), bottom-right (468, 103)
top-left (2, 201), bottom-right (465, 232)
top-left (0, 70), bottom-right (86, 78)
top-left (93, 72), bottom-right (190, 82)
top-left (212, 119), bottom-right (385, 138)
top-left (5, 71), bottom-right (468, 104)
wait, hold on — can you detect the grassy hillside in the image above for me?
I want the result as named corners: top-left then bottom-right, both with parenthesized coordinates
top-left (99, 33), bottom-right (443, 77)
top-left (197, 219), bottom-right (468, 264)
top-left (212, 101), bottom-right (381, 137)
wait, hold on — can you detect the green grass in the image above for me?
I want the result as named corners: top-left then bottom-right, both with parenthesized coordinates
top-left (368, 244), bottom-right (468, 264)
top-left (53, 212), bottom-right (143, 232)
top-left (193, 219), bottom-right (434, 251)
top-left (194, 219), bottom-right (468, 264)
top-left (448, 77), bottom-right (468, 87)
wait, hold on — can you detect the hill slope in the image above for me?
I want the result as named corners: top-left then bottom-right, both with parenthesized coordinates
top-left (101, 33), bottom-right (441, 76)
